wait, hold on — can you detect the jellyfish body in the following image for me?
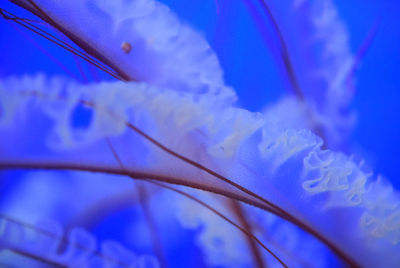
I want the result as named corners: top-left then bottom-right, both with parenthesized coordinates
top-left (0, 0), bottom-right (399, 268)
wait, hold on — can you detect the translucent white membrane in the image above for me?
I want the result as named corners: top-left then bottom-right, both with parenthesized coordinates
top-left (0, 75), bottom-right (399, 267)
top-left (10, 0), bottom-right (236, 102)
top-left (0, 216), bottom-right (159, 267)
top-left (265, 0), bottom-right (356, 149)
top-left (168, 186), bottom-right (330, 268)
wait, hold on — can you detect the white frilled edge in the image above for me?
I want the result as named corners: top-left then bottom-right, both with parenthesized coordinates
top-left (10, 0), bottom-right (236, 102)
top-left (0, 215), bottom-right (159, 267)
top-left (0, 75), bottom-right (399, 267)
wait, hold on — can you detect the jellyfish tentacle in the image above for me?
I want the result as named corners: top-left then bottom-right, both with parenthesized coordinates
top-left (0, 75), bottom-right (368, 266)
top-left (8, 0), bottom-right (236, 102)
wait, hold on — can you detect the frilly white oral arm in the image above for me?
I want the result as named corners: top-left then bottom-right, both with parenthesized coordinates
top-left (9, 0), bottom-right (236, 102)
top-left (168, 186), bottom-right (330, 268)
top-left (260, 0), bottom-right (356, 149)
top-left (0, 215), bottom-right (160, 267)
top-left (0, 75), bottom-right (399, 267)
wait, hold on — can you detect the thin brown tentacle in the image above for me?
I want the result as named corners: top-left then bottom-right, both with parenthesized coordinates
top-left (106, 138), bottom-right (169, 268)
top-left (0, 8), bottom-right (123, 81)
top-left (229, 199), bottom-right (268, 268)
top-left (0, 89), bottom-right (359, 267)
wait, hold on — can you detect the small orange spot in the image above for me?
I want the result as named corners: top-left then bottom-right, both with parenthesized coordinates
top-left (121, 42), bottom-right (132, 54)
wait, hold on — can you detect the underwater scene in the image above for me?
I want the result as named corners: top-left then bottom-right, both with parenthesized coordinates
top-left (0, 0), bottom-right (399, 267)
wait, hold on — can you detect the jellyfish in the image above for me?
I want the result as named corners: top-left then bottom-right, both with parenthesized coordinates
top-left (0, 0), bottom-right (399, 267)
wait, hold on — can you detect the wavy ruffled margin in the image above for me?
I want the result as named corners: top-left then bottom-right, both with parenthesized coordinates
top-left (0, 215), bottom-right (159, 267)
top-left (9, 0), bottom-right (236, 102)
top-left (0, 75), bottom-right (399, 267)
